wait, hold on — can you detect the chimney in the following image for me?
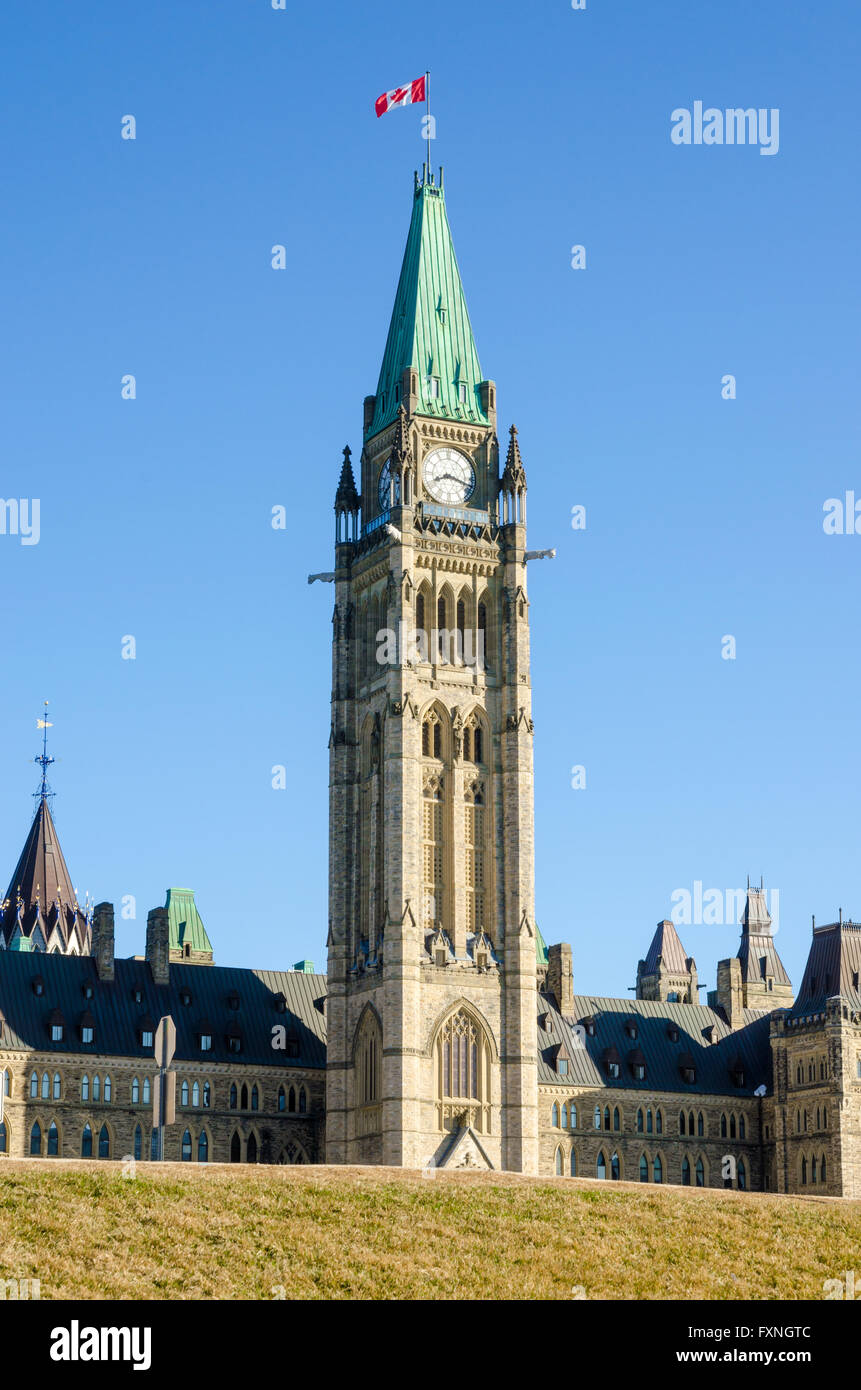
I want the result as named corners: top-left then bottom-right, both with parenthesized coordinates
top-left (146, 906), bottom-right (170, 986)
top-left (547, 942), bottom-right (574, 1015)
top-left (716, 956), bottom-right (743, 1029)
top-left (91, 902), bottom-right (115, 982)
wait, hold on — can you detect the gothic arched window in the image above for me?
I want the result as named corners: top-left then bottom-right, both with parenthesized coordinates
top-left (288, 1085), bottom-right (296, 1113)
top-left (230, 1132), bottom-right (241, 1163)
top-left (570, 1149), bottom-right (577, 1177)
top-left (636, 1108), bottom-right (644, 1133)
top-left (682, 1156), bottom-right (691, 1186)
top-left (278, 1085), bottom-right (286, 1112)
top-left (246, 1133), bottom-right (258, 1164)
top-left (299, 1086), bottom-right (307, 1114)
top-left (98, 1124), bottom-right (110, 1159)
top-left (695, 1157), bottom-right (705, 1187)
top-left (47, 1120), bottom-right (59, 1156)
top-left (53, 1073), bottom-right (61, 1101)
top-left (552, 1103), bottom-right (559, 1128)
top-left (230, 1082), bottom-right (238, 1110)
top-left (240, 1084), bottom-right (248, 1111)
top-left (142, 1077), bottom-right (151, 1105)
top-left (435, 1007), bottom-right (492, 1134)
top-left (181, 1080), bottom-right (189, 1107)
top-left (639, 1153), bottom-right (648, 1182)
top-left (81, 1123), bottom-right (92, 1158)
top-left (555, 1146), bottom-right (563, 1176)
top-left (251, 1085), bottom-right (259, 1111)
top-left (656, 1108), bottom-right (664, 1135)
top-left (739, 1114), bottom-right (746, 1140)
top-left (596, 1151), bottom-right (607, 1180)
top-left (134, 1125), bottom-right (142, 1161)
top-left (41, 1072), bottom-right (49, 1100)
top-left (198, 1131), bottom-right (209, 1163)
top-left (192, 1081), bottom-right (200, 1107)
top-left (181, 1129), bottom-right (192, 1162)
top-left (29, 1122), bottom-right (41, 1156)
top-left (131, 1076), bottom-right (140, 1104)
top-left (653, 1154), bottom-right (663, 1184)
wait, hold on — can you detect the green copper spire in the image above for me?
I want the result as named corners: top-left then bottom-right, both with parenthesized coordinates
top-left (368, 170), bottom-right (488, 438)
top-left (165, 887), bottom-right (214, 965)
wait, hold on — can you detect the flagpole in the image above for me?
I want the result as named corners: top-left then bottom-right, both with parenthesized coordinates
top-left (425, 70), bottom-right (430, 181)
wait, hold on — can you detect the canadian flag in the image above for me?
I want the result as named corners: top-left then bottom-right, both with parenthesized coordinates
top-left (375, 75), bottom-right (426, 118)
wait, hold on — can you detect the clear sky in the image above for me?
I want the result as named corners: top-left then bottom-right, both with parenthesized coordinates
top-left (0, 0), bottom-right (858, 998)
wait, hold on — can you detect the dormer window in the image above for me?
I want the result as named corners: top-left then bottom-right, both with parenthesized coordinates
top-left (50, 1008), bottom-right (65, 1043)
top-left (582, 1017), bottom-right (596, 1037)
top-left (667, 1026), bottom-right (679, 1043)
top-left (427, 376), bottom-right (440, 400)
top-left (458, 381), bottom-right (468, 404)
top-left (285, 1034), bottom-right (300, 1059)
top-left (179, 989), bottom-right (192, 1007)
top-left (139, 1016), bottom-right (155, 1048)
top-left (608, 1062), bottom-right (620, 1079)
top-left (227, 1036), bottom-right (241, 1054)
top-left (32, 976), bottom-right (44, 997)
top-left (625, 1020), bottom-right (638, 1040)
top-left (80, 1010), bottom-right (96, 1045)
top-left (132, 988), bottom-right (143, 1005)
top-left (227, 992), bottom-right (240, 1011)
top-left (82, 983), bottom-right (93, 1000)
top-left (199, 1033), bottom-right (212, 1052)
top-left (274, 993), bottom-right (287, 1014)
top-left (557, 1058), bottom-right (568, 1076)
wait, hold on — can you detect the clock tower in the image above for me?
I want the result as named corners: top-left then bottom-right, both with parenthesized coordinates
top-left (325, 167), bottom-right (539, 1173)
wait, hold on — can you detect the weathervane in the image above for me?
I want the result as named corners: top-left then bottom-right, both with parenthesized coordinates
top-left (34, 700), bottom-right (55, 804)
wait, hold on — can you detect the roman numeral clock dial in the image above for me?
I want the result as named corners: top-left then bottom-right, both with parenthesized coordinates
top-left (422, 447), bottom-right (476, 506)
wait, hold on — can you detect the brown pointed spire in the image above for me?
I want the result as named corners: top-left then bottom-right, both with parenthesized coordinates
top-left (501, 423), bottom-right (527, 490)
top-left (1, 796), bottom-right (91, 954)
top-left (334, 444), bottom-right (359, 510)
top-left (390, 403), bottom-right (412, 467)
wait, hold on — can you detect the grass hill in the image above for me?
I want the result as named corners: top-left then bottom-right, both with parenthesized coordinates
top-left (0, 1159), bottom-right (855, 1300)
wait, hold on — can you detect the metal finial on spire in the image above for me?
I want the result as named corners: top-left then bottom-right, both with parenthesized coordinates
top-left (34, 701), bottom-right (55, 805)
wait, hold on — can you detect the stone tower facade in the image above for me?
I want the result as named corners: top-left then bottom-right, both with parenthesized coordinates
top-left (326, 169), bottom-right (539, 1172)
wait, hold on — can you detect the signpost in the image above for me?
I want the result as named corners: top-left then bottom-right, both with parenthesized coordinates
top-left (152, 1016), bottom-right (176, 1161)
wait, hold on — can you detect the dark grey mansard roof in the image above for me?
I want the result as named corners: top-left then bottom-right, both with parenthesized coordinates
top-left (0, 952), bottom-right (327, 1068)
top-left (538, 993), bottom-right (773, 1097)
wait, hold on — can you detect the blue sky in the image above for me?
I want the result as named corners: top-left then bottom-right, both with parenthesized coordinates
top-left (0, 0), bottom-right (858, 997)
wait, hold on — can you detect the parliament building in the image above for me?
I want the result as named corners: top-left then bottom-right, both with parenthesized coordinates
top-left (1, 169), bottom-right (859, 1197)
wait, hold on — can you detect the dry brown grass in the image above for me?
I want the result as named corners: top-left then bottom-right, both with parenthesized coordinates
top-left (0, 1159), bottom-right (855, 1300)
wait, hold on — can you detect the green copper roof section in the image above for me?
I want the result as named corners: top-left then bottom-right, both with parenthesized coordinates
top-left (165, 888), bottom-right (213, 958)
top-left (368, 176), bottom-right (488, 438)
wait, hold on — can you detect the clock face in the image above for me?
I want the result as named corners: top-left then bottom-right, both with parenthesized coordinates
top-left (378, 460), bottom-right (394, 510)
top-left (422, 448), bottom-right (476, 506)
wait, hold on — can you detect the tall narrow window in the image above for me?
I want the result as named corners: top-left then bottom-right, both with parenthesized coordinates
top-left (198, 1131), bottom-right (209, 1164)
top-left (597, 1151), bottom-right (607, 1180)
top-left (47, 1121), bottom-right (59, 1156)
top-left (251, 1085), bottom-right (259, 1111)
top-left (247, 1133), bottom-right (258, 1164)
top-left (682, 1156), bottom-right (691, 1186)
top-left (53, 1073), bottom-right (61, 1100)
top-left (230, 1132), bottom-right (241, 1163)
top-left (653, 1155), bottom-right (663, 1184)
top-left (639, 1154), bottom-right (648, 1182)
top-left (695, 1157), bottom-right (705, 1187)
top-left (30, 1122), bottom-right (41, 1156)
top-left (230, 1083), bottom-right (238, 1111)
top-left (81, 1124), bottom-right (92, 1158)
top-left (555, 1146), bottom-right (563, 1176)
top-left (132, 1077), bottom-right (140, 1104)
top-left (240, 1084), bottom-right (248, 1111)
top-left (422, 773), bottom-right (445, 931)
top-left (570, 1149), bottom-right (577, 1176)
top-left (142, 1077), bottom-right (151, 1105)
top-left (82, 1075), bottom-right (90, 1102)
top-left (192, 1081), bottom-right (200, 1107)
top-left (93, 1074), bottom-right (101, 1103)
top-left (299, 1086), bottom-right (307, 1114)
top-left (464, 781), bottom-right (486, 934)
top-left (134, 1125), bottom-right (142, 1161)
top-left (181, 1129), bottom-right (192, 1161)
top-left (41, 1072), bottom-right (49, 1100)
top-left (0, 1123), bottom-right (6, 1154)
top-left (98, 1125), bottom-right (110, 1159)
top-left (278, 1086), bottom-right (286, 1112)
